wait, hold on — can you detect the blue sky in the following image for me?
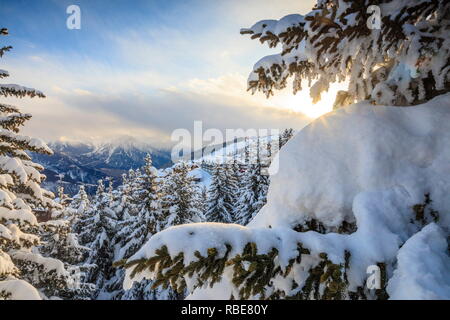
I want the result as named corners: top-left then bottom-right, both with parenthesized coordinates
top-left (1, 0), bottom-right (317, 147)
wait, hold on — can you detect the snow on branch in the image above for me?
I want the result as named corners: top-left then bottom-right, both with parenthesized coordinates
top-left (119, 223), bottom-right (344, 299)
top-left (0, 46), bottom-right (12, 59)
top-left (242, 0), bottom-right (450, 106)
top-left (120, 186), bottom-right (445, 299)
top-left (0, 129), bottom-right (53, 155)
top-left (0, 279), bottom-right (41, 300)
top-left (0, 69), bottom-right (9, 79)
top-left (0, 84), bottom-right (45, 98)
top-left (0, 207), bottom-right (38, 226)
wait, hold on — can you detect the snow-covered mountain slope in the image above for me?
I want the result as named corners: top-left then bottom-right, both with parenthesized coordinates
top-left (49, 136), bottom-right (172, 170)
top-left (196, 135), bottom-right (280, 165)
top-left (80, 136), bottom-right (164, 170)
top-left (187, 168), bottom-right (212, 190)
top-left (31, 136), bottom-right (172, 195)
top-left (125, 93), bottom-right (450, 300)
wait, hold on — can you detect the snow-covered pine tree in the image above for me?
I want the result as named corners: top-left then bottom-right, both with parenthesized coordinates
top-left (0, 28), bottom-right (76, 299)
top-left (199, 186), bottom-right (208, 218)
top-left (71, 185), bottom-right (92, 244)
top-left (109, 157), bottom-right (204, 300)
top-left (39, 186), bottom-right (93, 299)
top-left (164, 162), bottom-right (203, 226)
top-left (76, 179), bottom-right (117, 299)
top-left (235, 139), bottom-right (255, 225)
top-left (70, 185), bottom-right (90, 226)
top-left (156, 169), bottom-right (173, 230)
top-left (105, 176), bottom-right (114, 200)
top-left (235, 137), bottom-right (269, 225)
top-left (206, 163), bottom-right (234, 223)
top-left (253, 138), bottom-right (269, 217)
top-left (56, 185), bottom-right (72, 208)
top-left (139, 154), bottom-right (164, 233)
top-left (100, 175), bottom-right (134, 299)
top-left (228, 145), bottom-right (243, 222)
top-left (266, 136), bottom-right (272, 160)
top-left (95, 179), bottom-right (105, 199)
top-left (240, 0), bottom-right (450, 107)
top-left (279, 128), bottom-right (294, 149)
top-left (118, 160), bottom-right (185, 301)
top-left (106, 155), bottom-right (161, 299)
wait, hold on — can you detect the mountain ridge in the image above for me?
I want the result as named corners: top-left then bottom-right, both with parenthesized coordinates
top-left (33, 137), bottom-right (172, 195)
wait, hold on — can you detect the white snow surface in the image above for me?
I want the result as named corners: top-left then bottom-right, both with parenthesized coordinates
top-left (0, 250), bottom-right (16, 276)
top-left (387, 223), bottom-right (450, 300)
top-left (0, 207), bottom-right (38, 226)
top-left (198, 135), bottom-right (279, 164)
top-left (10, 251), bottom-right (68, 277)
top-left (0, 279), bottom-right (41, 300)
top-left (188, 168), bottom-right (212, 189)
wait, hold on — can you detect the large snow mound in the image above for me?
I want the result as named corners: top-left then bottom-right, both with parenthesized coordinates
top-left (251, 93), bottom-right (450, 230)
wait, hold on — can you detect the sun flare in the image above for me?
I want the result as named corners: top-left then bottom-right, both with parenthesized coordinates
top-left (273, 82), bottom-right (349, 119)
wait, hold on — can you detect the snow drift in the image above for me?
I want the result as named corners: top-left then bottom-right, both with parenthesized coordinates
top-left (252, 93), bottom-right (450, 230)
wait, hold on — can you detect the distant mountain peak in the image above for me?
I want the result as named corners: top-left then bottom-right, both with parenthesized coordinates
top-left (93, 135), bottom-right (153, 154)
top-left (49, 136), bottom-right (157, 154)
top-left (34, 136), bottom-right (172, 196)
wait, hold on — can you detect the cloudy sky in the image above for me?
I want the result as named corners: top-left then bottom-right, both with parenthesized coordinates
top-left (0, 0), bottom-right (337, 148)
